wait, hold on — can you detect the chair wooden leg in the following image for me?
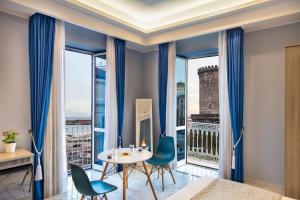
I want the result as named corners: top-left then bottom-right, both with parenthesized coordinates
top-left (167, 165), bottom-right (176, 184)
top-left (161, 167), bottom-right (164, 191)
top-left (80, 195), bottom-right (85, 200)
top-left (104, 194), bottom-right (108, 200)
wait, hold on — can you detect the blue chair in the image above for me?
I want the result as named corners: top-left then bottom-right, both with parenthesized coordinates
top-left (146, 136), bottom-right (176, 191)
top-left (70, 163), bottom-right (117, 200)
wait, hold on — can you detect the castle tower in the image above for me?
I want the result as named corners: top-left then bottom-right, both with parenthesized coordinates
top-left (177, 81), bottom-right (185, 126)
top-left (198, 65), bottom-right (219, 114)
top-left (191, 65), bottom-right (219, 123)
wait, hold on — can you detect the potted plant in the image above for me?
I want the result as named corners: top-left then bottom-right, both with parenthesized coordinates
top-left (2, 129), bottom-right (19, 153)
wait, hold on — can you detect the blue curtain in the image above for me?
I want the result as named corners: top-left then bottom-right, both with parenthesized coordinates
top-left (114, 38), bottom-right (126, 148)
top-left (226, 27), bottom-right (244, 183)
top-left (158, 43), bottom-right (169, 137)
top-left (29, 13), bottom-right (55, 200)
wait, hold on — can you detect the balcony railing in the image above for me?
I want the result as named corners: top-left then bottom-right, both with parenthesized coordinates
top-left (66, 124), bottom-right (92, 170)
top-left (187, 122), bottom-right (220, 168)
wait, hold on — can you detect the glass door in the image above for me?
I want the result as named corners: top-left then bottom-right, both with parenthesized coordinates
top-left (186, 56), bottom-right (219, 169)
top-left (175, 57), bottom-right (187, 167)
top-left (92, 52), bottom-right (106, 170)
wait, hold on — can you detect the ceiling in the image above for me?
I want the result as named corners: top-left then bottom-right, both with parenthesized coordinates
top-left (0, 0), bottom-right (300, 47)
top-left (66, 0), bottom-right (271, 33)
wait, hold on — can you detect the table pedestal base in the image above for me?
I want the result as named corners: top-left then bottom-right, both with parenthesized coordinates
top-left (100, 161), bottom-right (157, 200)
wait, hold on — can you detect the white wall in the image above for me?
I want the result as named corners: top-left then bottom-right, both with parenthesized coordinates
top-left (142, 51), bottom-right (160, 148)
top-left (0, 12), bottom-right (31, 151)
top-left (244, 22), bottom-right (300, 187)
top-left (122, 48), bottom-right (145, 147)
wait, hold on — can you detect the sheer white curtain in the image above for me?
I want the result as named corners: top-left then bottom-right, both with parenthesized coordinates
top-left (104, 36), bottom-right (117, 150)
top-left (44, 20), bottom-right (68, 197)
top-left (166, 42), bottom-right (177, 169)
top-left (218, 31), bottom-right (232, 179)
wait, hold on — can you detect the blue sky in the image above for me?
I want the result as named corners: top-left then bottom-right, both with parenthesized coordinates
top-left (65, 50), bottom-right (92, 118)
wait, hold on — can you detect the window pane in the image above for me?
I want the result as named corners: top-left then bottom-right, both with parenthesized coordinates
top-left (176, 129), bottom-right (185, 162)
top-left (176, 58), bottom-right (186, 127)
top-left (94, 131), bottom-right (104, 165)
top-left (94, 54), bottom-right (106, 129)
top-left (65, 50), bottom-right (92, 170)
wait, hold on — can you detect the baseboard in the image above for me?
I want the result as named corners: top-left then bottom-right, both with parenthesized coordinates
top-left (244, 177), bottom-right (284, 195)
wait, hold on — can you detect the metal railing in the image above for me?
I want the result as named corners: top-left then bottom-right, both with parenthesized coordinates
top-left (187, 122), bottom-right (220, 167)
top-left (66, 124), bottom-right (92, 170)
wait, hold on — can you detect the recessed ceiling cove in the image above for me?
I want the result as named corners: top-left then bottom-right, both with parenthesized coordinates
top-left (67, 0), bottom-right (270, 33)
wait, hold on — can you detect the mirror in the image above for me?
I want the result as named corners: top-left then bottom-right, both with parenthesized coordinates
top-left (136, 99), bottom-right (153, 152)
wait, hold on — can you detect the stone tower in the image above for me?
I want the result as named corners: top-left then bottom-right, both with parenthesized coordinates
top-left (191, 65), bottom-right (219, 123)
top-left (176, 81), bottom-right (185, 126)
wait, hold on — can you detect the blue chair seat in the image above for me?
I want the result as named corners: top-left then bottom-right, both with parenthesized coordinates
top-left (91, 180), bottom-right (117, 194)
top-left (147, 154), bottom-right (173, 166)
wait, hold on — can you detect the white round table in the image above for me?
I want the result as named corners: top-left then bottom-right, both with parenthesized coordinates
top-left (98, 148), bottom-right (157, 200)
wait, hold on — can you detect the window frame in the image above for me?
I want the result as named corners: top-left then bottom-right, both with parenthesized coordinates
top-left (175, 56), bottom-right (188, 167)
top-left (92, 52), bottom-right (107, 171)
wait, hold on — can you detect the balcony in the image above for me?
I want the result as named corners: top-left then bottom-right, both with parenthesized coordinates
top-left (66, 122), bottom-right (92, 170)
top-left (187, 122), bottom-right (219, 169)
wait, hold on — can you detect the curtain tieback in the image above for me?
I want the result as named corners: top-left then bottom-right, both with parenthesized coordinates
top-left (31, 134), bottom-right (44, 181)
top-left (117, 136), bottom-right (122, 148)
top-left (232, 127), bottom-right (244, 169)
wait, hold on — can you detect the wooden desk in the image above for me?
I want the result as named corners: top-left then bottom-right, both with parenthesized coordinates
top-left (0, 149), bottom-right (34, 170)
top-left (0, 149), bottom-right (34, 197)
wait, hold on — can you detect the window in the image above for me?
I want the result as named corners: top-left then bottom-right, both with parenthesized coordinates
top-left (175, 55), bottom-right (220, 169)
top-left (65, 50), bottom-right (92, 170)
top-left (65, 49), bottom-right (107, 171)
top-left (92, 53), bottom-right (106, 170)
top-left (186, 56), bottom-right (219, 169)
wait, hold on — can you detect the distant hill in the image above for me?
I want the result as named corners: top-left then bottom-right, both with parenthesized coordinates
top-left (65, 109), bottom-right (91, 120)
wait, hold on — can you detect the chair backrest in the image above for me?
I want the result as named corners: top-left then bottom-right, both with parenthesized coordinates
top-left (156, 136), bottom-right (175, 162)
top-left (70, 163), bottom-right (95, 196)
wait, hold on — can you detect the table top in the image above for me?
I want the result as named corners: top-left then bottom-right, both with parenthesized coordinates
top-left (98, 148), bottom-right (152, 164)
top-left (0, 149), bottom-right (34, 163)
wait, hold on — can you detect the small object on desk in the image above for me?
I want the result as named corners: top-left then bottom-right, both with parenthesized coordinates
top-left (138, 147), bottom-right (143, 152)
top-left (122, 152), bottom-right (129, 156)
top-left (107, 155), bottom-right (112, 159)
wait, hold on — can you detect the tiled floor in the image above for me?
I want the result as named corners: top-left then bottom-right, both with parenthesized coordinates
top-left (176, 164), bottom-right (218, 178)
top-left (0, 170), bottom-right (32, 200)
top-left (0, 164), bottom-right (216, 200)
top-left (47, 164), bottom-right (217, 200)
